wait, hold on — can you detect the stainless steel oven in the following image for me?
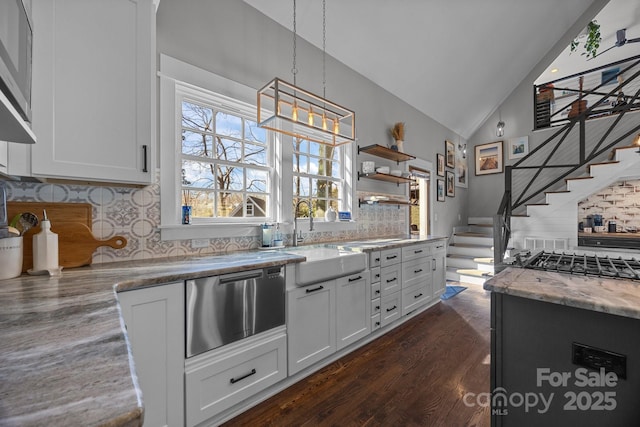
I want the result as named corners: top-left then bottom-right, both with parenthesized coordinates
top-left (185, 266), bottom-right (285, 358)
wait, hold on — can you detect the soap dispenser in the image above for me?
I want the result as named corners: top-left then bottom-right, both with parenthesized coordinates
top-left (32, 210), bottom-right (59, 272)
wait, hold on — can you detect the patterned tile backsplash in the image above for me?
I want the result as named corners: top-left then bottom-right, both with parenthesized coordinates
top-left (578, 179), bottom-right (640, 230)
top-left (5, 173), bottom-right (407, 264)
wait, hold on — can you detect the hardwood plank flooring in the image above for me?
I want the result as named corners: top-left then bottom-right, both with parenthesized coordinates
top-left (224, 284), bottom-right (491, 427)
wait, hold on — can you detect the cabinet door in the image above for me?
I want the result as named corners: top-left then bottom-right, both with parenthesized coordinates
top-left (432, 245), bottom-right (447, 296)
top-left (118, 282), bottom-right (184, 427)
top-left (30, 0), bottom-right (154, 184)
top-left (287, 281), bottom-right (336, 375)
top-left (336, 273), bottom-right (370, 350)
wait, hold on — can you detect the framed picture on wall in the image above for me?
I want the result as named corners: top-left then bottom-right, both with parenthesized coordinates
top-left (445, 140), bottom-right (455, 168)
top-left (507, 136), bottom-right (529, 160)
top-left (455, 143), bottom-right (468, 188)
top-left (475, 141), bottom-right (504, 175)
top-left (437, 153), bottom-right (445, 177)
top-left (437, 179), bottom-right (445, 202)
top-left (446, 171), bottom-right (455, 197)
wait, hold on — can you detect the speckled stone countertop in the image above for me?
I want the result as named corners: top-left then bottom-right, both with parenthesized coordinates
top-left (0, 250), bottom-right (304, 427)
top-left (0, 236), bottom-right (447, 427)
top-left (484, 267), bottom-right (640, 320)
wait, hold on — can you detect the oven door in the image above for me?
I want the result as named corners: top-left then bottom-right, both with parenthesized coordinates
top-left (185, 267), bottom-right (285, 358)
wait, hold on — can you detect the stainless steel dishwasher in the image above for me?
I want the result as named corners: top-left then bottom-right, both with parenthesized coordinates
top-left (186, 266), bottom-right (285, 358)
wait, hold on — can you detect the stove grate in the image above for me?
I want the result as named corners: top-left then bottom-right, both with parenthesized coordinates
top-left (521, 251), bottom-right (640, 281)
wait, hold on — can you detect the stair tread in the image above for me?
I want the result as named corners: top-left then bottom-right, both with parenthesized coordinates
top-left (544, 190), bottom-right (570, 194)
top-left (526, 203), bottom-right (549, 206)
top-left (473, 257), bottom-right (494, 264)
top-left (447, 254), bottom-right (478, 259)
top-left (455, 232), bottom-right (492, 237)
top-left (456, 269), bottom-right (494, 278)
top-left (469, 223), bottom-right (493, 227)
top-left (565, 176), bottom-right (593, 182)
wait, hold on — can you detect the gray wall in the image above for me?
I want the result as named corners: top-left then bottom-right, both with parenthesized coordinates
top-left (156, 0), bottom-right (468, 236)
top-left (466, 0), bottom-right (609, 217)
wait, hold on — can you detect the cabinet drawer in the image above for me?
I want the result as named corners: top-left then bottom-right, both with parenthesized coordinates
top-left (402, 243), bottom-right (430, 262)
top-left (380, 248), bottom-right (402, 267)
top-left (371, 314), bottom-right (381, 331)
top-left (402, 258), bottom-right (431, 290)
top-left (369, 251), bottom-right (381, 268)
top-left (402, 282), bottom-right (432, 316)
top-left (380, 264), bottom-right (402, 297)
top-left (430, 240), bottom-right (447, 255)
top-left (371, 282), bottom-right (381, 300)
top-left (370, 267), bottom-right (381, 284)
top-left (380, 292), bottom-right (401, 327)
top-left (185, 332), bottom-right (287, 427)
top-left (371, 297), bottom-right (381, 315)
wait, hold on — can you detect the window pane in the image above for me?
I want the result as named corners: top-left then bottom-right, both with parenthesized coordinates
top-left (294, 176), bottom-right (310, 197)
top-left (293, 154), bottom-right (308, 174)
top-left (246, 168), bottom-right (267, 192)
top-left (189, 190), bottom-right (215, 218)
top-left (293, 138), bottom-right (308, 153)
top-left (217, 192), bottom-right (242, 217)
top-left (309, 141), bottom-right (321, 156)
top-left (182, 160), bottom-right (215, 189)
top-left (245, 194), bottom-right (268, 217)
top-left (216, 112), bottom-right (242, 138)
top-left (308, 157), bottom-right (320, 175)
top-left (182, 101), bottom-right (213, 133)
top-left (245, 143), bottom-right (267, 166)
top-left (182, 130), bottom-right (213, 157)
top-left (217, 165), bottom-right (243, 191)
top-left (331, 161), bottom-right (341, 178)
top-left (245, 120), bottom-right (266, 143)
top-left (216, 137), bottom-right (242, 162)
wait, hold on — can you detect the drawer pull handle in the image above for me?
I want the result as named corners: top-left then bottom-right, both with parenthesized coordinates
top-left (414, 249), bottom-right (423, 254)
top-left (375, 258), bottom-right (381, 262)
top-left (436, 245), bottom-right (444, 249)
top-left (142, 145), bottom-right (148, 173)
top-left (386, 255), bottom-right (397, 260)
top-left (375, 274), bottom-right (380, 278)
top-left (386, 305), bottom-right (397, 312)
top-left (375, 289), bottom-right (380, 295)
top-left (386, 277), bottom-right (397, 283)
top-left (375, 321), bottom-right (380, 326)
top-left (414, 269), bottom-right (423, 274)
top-left (306, 285), bottom-right (324, 293)
top-left (432, 259), bottom-right (437, 271)
top-left (375, 305), bottom-right (380, 310)
top-left (348, 275), bottom-right (362, 282)
top-left (230, 368), bottom-right (256, 384)
top-left (414, 293), bottom-right (423, 299)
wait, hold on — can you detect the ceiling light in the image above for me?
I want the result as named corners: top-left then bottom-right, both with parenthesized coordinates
top-left (551, 68), bottom-right (559, 73)
top-left (257, 0), bottom-right (355, 146)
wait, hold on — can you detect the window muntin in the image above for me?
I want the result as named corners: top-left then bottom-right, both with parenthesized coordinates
top-left (292, 137), bottom-right (342, 219)
top-left (181, 100), bottom-right (270, 220)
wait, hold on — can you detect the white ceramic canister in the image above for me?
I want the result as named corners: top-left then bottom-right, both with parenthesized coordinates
top-left (0, 236), bottom-right (23, 280)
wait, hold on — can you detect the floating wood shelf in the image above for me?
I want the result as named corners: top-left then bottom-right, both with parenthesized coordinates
top-left (358, 172), bottom-right (413, 185)
top-left (358, 198), bottom-right (416, 208)
top-left (358, 144), bottom-right (415, 163)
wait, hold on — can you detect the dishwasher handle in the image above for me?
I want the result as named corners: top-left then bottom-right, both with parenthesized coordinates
top-left (219, 269), bottom-right (263, 284)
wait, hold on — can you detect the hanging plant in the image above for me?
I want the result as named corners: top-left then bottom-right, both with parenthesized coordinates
top-left (570, 20), bottom-right (601, 59)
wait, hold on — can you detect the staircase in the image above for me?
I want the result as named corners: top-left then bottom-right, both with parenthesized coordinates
top-left (446, 217), bottom-right (495, 285)
top-left (510, 146), bottom-right (640, 250)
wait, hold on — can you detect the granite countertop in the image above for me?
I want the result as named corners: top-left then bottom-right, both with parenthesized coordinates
top-left (0, 251), bottom-right (304, 427)
top-left (484, 267), bottom-right (640, 320)
top-left (333, 235), bottom-right (448, 252)
top-left (0, 237), bottom-right (446, 426)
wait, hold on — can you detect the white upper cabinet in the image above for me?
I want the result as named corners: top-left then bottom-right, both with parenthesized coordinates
top-left (29, 0), bottom-right (155, 184)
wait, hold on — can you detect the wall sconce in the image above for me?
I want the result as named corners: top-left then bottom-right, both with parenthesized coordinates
top-left (458, 143), bottom-right (467, 159)
top-left (496, 120), bottom-right (505, 137)
top-left (633, 133), bottom-right (640, 153)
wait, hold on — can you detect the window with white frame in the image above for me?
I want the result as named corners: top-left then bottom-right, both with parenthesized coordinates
top-left (180, 97), bottom-right (271, 221)
top-left (292, 137), bottom-right (343, 218)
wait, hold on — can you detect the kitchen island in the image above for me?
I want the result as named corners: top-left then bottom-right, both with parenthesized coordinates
top-left (484, 267), bottom-right (640, 426)
top-left (0, 235), bottom-right (446, 427)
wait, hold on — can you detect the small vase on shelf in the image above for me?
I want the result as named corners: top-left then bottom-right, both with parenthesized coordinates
top-left (396, 140), bottom-right (404, 153)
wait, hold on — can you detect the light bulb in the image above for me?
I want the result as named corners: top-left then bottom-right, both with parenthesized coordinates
top-left (308, 107), bottom-right (314, 126)
top-left (292, 101), bottom-right (298, 122)
top-left (322, 113), bottom-right (328, 130)
top-left (333, 119), bottom-right (339, 135)
top-left (496, 120), bottom-right (505, 137)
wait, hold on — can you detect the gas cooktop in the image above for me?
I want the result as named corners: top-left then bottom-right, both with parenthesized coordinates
top-left (513, 250), bottom-right (640, 281)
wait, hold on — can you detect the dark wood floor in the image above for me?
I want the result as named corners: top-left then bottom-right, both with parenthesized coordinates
top-left (224, 284), bottom-right (491, 427)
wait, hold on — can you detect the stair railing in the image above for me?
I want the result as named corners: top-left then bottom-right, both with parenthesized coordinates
top-left (494, 56), bottom-right (640, 271)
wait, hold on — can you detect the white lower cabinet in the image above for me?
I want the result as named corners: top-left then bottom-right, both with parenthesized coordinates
top-left (432, 242), bottom-right (447, 296)
top-left (184, 329), bottom-right (287, 427)
top-left (287, 281), bottom-right (336, 375)
top-left (117, 282), bottom-right (184, 427)
top-left (336, 272), bottom-right (370, 350)
top-left (380, 292), bottom-right (402, 326)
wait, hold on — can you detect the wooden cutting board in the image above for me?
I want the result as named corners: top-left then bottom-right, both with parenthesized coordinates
top-left (6, 202), bottom-right (126, 271)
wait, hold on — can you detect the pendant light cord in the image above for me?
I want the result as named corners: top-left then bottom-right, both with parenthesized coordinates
top-left (292, 0), bottom-right (297, 86)
top-left (322, 0), bottom-right (326, 99)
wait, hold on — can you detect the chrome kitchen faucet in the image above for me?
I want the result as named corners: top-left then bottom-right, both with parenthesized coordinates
top-left (293, 199), bottom-right (313, 247)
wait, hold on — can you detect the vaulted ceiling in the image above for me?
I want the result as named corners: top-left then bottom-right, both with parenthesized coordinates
top-left (244, 0), bottom-right (640, 139)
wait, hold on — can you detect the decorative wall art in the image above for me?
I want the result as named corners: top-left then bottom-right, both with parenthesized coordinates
top-left (455, 143), bottom-right (468, 188)
top-left (445, 140), bottom-right (455, 168)
top-left (446, 171), bottom-right (455, 197)
top-left (437, 153), bottom-right (445, 177)
top-left (507, 136), bottom-right (529, 160)
top-left (437, 179), bottom-right (445, 202)
top-left (475, 141), bottom-right (503, 175)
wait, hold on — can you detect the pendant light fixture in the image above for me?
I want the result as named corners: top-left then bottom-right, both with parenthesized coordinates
top-left (257, 0), bottom-right (355, 146)
top-left (496, 111), bottom-right (505, 137)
